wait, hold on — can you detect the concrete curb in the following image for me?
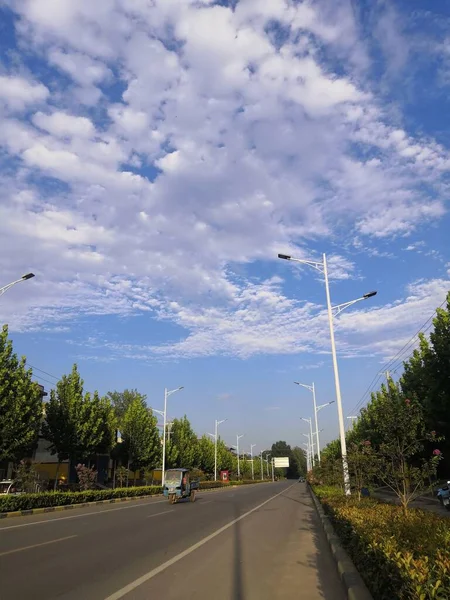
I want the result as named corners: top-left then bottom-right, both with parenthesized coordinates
top-left (308, 485), bottom-right (373, 600)
top-left (0, 481), bottom-right (271, 519)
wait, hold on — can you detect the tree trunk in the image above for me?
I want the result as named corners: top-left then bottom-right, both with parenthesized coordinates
top-left (53, 461), bottom-right (61, 491)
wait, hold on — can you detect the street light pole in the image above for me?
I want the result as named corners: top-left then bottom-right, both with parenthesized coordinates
top-left (250, 444), bottom-right (256, 480)
top-left (214, 419), bottom-right (226, 481)
top-left (302, 442), bottom-right (310, 471)
top-left (278, 251), bottom-right (377, 496)
top-left (302, 433), bottom-right (311, 471)
top-left (295, 381), bottom-right (334, 464)
top-left (0, 273), bottom-right (35, 298)
top-left (301, 417), bottom-right (314, 467)
top-left (236, 434), bottom-right (244, 479)
top-left (161, 386), bottom-right (184, 487)
top-left (260, 451), bottom-right (264, 481)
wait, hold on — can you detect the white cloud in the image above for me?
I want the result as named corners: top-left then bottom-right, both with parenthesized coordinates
top-left (0, 0), bottom-right (448, 364)
top-left (0, 75), bottom-right (49, 110)
top-left (32, 111), bottom-right (95, 138)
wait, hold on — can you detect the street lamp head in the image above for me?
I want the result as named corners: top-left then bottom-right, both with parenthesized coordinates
top-left (178, 386), bottom-right (184, 391)
top-left (277, 253), bottom-right (291, 260)
top-left (363, 291), bottom-right (377, 299)
top-left (22, 273), bottom-right (35, 280)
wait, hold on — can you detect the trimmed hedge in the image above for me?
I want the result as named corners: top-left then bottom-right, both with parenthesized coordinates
top-left (314, 485), bottom-right (450, 600)
top-left (0, 478), bottom-right (271, 513)
top-left (0, 485), bottom-right (162, 513)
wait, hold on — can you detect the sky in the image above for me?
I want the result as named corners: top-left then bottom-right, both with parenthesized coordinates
top-left (0, 0), bottom-right (449, 455)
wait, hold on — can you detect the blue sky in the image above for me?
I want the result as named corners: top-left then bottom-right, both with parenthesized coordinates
top-left (1, 0), bottom-right (449, 454)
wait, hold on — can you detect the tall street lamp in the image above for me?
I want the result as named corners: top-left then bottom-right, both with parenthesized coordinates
top-left (0, 273), bottom-right (35, 298)
top-left (295, 381), bottom-right (334, 464)
top-left (301, 417), bottom-right (315, 467)
top-left (302, 442), bottom-right (311, 472)
top-left (250, 444), bottom-right (256, 480)
top-left (160, 386), bottom-right (184, 487)
top-left (208, 419), bottom-right (227, 481)
top-left (236, 434), bottom-right (244, 479)
top-left (260, 451), bottom-right (264, 481)
top-left (278, 252), bottom-right (377, 495)
top-left (302, 433), bottom-right (312, 471)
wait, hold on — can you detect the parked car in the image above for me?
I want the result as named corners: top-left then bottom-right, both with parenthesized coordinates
top-left (0, 480), bottom-right (24, 495)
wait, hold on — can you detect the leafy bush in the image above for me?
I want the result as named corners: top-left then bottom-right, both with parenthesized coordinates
top-left (75, 464), bottom-right (97, 490)
top-left (0, 485), bottom-right (162, 513)
top-left (315, 486), bottom-right (450, 599)
top-left (0, 477), bottom-right (271, 513)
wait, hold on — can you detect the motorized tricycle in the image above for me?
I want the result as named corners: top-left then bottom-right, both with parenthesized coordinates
top-left (437, 481), bottom-right (450, 511)
top-left (163, 468), bottom-right (199, 504)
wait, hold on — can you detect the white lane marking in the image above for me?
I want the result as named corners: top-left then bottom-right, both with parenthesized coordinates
top-left (0, 500), bottom-right (167, 531)
top-left (0, 534), bottom-right (77, 557)
top-left (104, 483), bottom-right (295, 600)
top-left (145, 510), bottom-right (174, 519)
top-left (1, 483), bottom-right (276, 531)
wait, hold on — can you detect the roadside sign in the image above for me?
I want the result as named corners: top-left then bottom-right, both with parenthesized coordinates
top-left (274, 457), bottom-right (289, 468)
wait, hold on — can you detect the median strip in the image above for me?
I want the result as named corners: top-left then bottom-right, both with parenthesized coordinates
top-left (308, 485), bottom-right (373, 600)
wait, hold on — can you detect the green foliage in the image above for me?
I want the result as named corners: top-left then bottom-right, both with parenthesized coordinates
top-left (0, 325), bottom-right (43, 462)
top-left (0, 486), bottom-right (163, 513)
top-left (0, 479), bottom-right (271, 513)
top-left (13, 460), bottom-right (41, 493)
top-left (168, 415), bottom-right (198, 469)
top-left (316, 489), bottom-right (450, 600)
top-left (347, 440), bottom-right (379, 500)
top-left (196, 435), bottom-right (215, 474)
top-left (270, 440), bottom-right (303, 478)
top-left (401, 293), bottom-right (450, 475)
top-left (42, 365), bottom-right (116, 469)
top-left (121, 398), bottom-right (160, 472)
top-left (106, 389), bottom-right (147, 423)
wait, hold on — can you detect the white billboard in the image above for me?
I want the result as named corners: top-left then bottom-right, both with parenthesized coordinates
top-left (274, 457), bottom-right (289, 468)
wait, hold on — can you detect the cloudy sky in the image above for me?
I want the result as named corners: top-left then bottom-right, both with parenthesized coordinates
top-left (1, 0), bottom-right (449, 452)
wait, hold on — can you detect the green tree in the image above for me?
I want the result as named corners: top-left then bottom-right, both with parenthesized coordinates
top-left (291, 446), bottom-right (307, 478)
top-left (169, 415), bottom-right (198, 469)
top-left (271, 440), bottom-right (298, 478)
top-left (0, 325), bottom-right (43, 462)
top-left (347, 440), bottom-right (378, 500)
top-left (121, 399), bottom-right (160, 482)
top-left (106, 389), bottom-right (147, 423)
top-left (43, 365), bottom-right (116, 487)
top-left (371, 382), bottom-right (443, 513)
top-left (196, 434), bottom-right (215, 475)
top-left (42, 364), bottom-right (84, 487)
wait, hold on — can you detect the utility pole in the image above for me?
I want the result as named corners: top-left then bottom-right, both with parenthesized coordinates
top-left (250, 444), bottom-right (256, 480)
top-left (236, 434), bottom-right (244, 480)
top-left (260, 451), bottom-right (264, 480)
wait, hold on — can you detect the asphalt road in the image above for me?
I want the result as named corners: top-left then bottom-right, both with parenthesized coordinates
top-left (0, 482), bottom-right (345, 600)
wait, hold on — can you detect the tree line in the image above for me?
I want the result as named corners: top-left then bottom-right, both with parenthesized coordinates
top-left (313, 292), bottom-right (450, 511)
top-left (0, 323), bottom-right (306, 484)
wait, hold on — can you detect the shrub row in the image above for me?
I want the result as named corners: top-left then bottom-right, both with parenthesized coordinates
top-left (314, 485), bottom-right (450, 600)
top-left (0, 485), bottom-right (162, 513)
top-left (0, 478), bottom-right (272, 513)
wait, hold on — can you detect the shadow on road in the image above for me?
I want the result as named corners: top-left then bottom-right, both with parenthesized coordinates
top-left (232, 501), bottom-right (244, 600)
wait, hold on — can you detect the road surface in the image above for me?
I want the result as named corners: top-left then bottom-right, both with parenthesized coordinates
top-left (0, 481), bottom-right (345, 600)
top-left (374, 487), bottom-right (450, 517)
